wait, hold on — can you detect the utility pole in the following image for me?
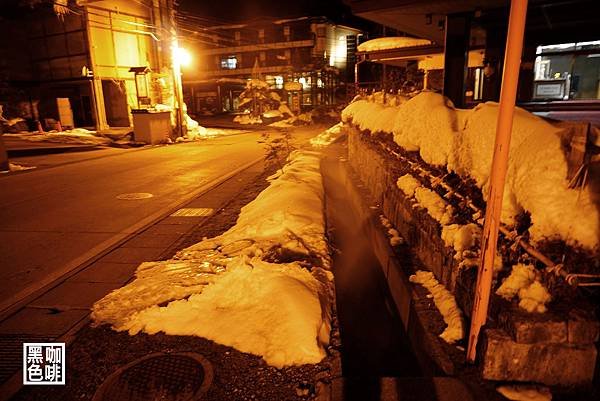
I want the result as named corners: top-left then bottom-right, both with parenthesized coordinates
top-left (466, 0), bottom-right (529, 363)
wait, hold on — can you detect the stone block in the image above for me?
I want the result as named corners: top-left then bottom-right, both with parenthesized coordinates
top-left (568, 309), bottom-right (600, 344)
top-left (482, 328), bottom-right (597, 386)
top-left (499, 309), bottom-right (568, 344)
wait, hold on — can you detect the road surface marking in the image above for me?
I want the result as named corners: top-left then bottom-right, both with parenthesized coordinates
top-left (116, 193), bottom-right (154, 200)
top-left (170, 208), bottom-right (214, 217)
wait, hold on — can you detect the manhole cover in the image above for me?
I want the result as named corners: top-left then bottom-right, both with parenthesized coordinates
top-left (170, 208), bottom-right (214, 217)
top-left (93, 353), bottom-right (213, 401)
top-left (116, 193), bottom-right (154, 200)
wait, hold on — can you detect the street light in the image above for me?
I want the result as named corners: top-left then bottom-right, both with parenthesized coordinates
top-left (174, 47), bottom-right (192, 67)
top-left (171, 44), bottom-right (191, 138)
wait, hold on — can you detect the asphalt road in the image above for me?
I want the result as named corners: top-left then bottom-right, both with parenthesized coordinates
top-left (0, 132), bottom-right (267, 313)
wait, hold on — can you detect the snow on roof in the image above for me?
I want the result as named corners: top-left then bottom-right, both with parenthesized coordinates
top-left (357, 37), bottom-right (433, 53)
top-left (342, 92), bottom-right (600, 250)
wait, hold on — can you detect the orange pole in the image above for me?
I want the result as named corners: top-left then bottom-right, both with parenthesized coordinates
top-left (466, 0), bottom-right (528, 363)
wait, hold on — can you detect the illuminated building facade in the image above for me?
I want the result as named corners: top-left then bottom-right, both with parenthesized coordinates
top-left (180, 16), bottom-right (361, 115)
top-left (0, 0), bottom-right (177, 130)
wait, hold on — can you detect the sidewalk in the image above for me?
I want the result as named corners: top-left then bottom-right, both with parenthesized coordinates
top-left (0, 157), bottom-right (269, 400)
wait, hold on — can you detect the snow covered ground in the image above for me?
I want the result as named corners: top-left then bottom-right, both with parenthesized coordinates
top-left (93, 150), bottom-right (333, 368)
top-left (0, 162), bottom-right (36, 173)
top-left (3, 129), bottom-right (113, 146)
top-left (309, 123), bottom-right (344, 148)
top-left (343, 91), bottom-right (599, 250)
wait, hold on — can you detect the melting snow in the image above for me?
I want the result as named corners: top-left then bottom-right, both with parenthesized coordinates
top-left (409, 270), bottom-right (464, 344)
top-left (93, 151), bottom-right (333, 368)
top-left (497, 384), bottom-right (552, 401)
top-left (441, 224), bottom-right (481, 253)
top-left (4, 128), bottom-right (112, 146)
top-left (496, 264), bottom-right (551, 313)
top-left (310, 123), bottom-right (344, 148)
top-left (342, 91), bottom-right (599, 250)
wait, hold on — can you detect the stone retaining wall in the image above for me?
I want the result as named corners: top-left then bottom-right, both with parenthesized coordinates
top-left (345, 124), bottom-right (599, 387)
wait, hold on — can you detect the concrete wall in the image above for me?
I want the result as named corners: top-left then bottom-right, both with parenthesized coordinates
top-left (345, 124), bottom-right (599, 387)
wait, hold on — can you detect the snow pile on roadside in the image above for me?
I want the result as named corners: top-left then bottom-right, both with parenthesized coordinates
top-left (93, 151), bottom-right (332, 368)
top-left (496, 264), bottom-right (551, 313)
top-left (310, 123), bottom-right (344, 148)
top-left (497, 384), bottom-right (552, 401)
top-left (121, 258), bottom-right (329, 368)
top-left (234, 114), bottom-right (263, 125)
top-left (4, 128), bottom-right (112, 146)
top-left (1, 163), bottom-right (36, 173)
top-left (342, 92), bottom-right (599, 250)
top-left (409, 270), bottom-right (464, 344)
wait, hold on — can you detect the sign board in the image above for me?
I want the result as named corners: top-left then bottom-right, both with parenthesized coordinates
top-left (533, 79), bottom-right (566, 100)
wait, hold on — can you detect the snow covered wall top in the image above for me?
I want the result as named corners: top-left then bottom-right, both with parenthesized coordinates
top-left (342, 92), bottom-right (599, 250)
top-left (357, 37), bottom-right (433, 52)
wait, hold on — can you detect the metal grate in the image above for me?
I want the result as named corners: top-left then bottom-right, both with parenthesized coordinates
top-left (0, 335), bottom-right (53, 384)
top-left (93, 353), bottom-right (213, 401)
top-left (170, 208), bottom-right (214, 217)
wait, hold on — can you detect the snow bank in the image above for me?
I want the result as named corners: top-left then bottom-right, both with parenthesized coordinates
top-left (497, 384), bottom-right (552, 401)
top-left (496, 264), bottom-right (551, 313)
top-left (2, 163), bottom-right (36, 173)
top-left (310, 123), bottom-right (344, 148)
top-left (234, 114), bottom-right (263, 125)
top-left (122, 258), bottom-right (330, 368)
top-left (342, 92), bottom-right (599, 250)
top-left (93, 151), bottom-right (332, 368)
top-left (357, 37), bottom-right (432, 52)
top-left (4, 129), bottom-right (112, 146)
top-left (409, 270), bottom-right (464, 344)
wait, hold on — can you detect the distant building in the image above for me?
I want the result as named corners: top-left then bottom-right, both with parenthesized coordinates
top-left (0, 0), bottom-right (178, 130)
top-left (344, 0), bottom-right (600, 123)
top-left (180, 16), bottom-right (362, 115)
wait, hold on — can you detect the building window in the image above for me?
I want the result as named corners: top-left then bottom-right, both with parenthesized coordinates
top-left (533, 40), bottom-right (600, 100)
top-left (259, 52), bottom-right (266, 62)
top-left (274, 76), bottom-right (283, 89)
top-left (283, 26), bottom-right (290, 37)
top-left (221, 56), bottom-right (238, 69)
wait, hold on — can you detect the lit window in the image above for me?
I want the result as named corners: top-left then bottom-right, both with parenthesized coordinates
top-left (221, 56), bottom-right (237, 69)
top-left (274, 76), bottom-right (283, 89)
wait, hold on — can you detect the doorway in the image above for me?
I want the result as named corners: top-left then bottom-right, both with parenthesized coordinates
top-left (102, 79), bottom-right (130, 127)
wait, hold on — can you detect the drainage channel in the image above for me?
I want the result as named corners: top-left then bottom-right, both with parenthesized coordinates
top-left (321, 147), bottom-right (423, 400)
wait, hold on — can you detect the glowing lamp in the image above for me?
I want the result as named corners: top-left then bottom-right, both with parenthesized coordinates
top-left (174, 47), bottom-right (192, 67)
